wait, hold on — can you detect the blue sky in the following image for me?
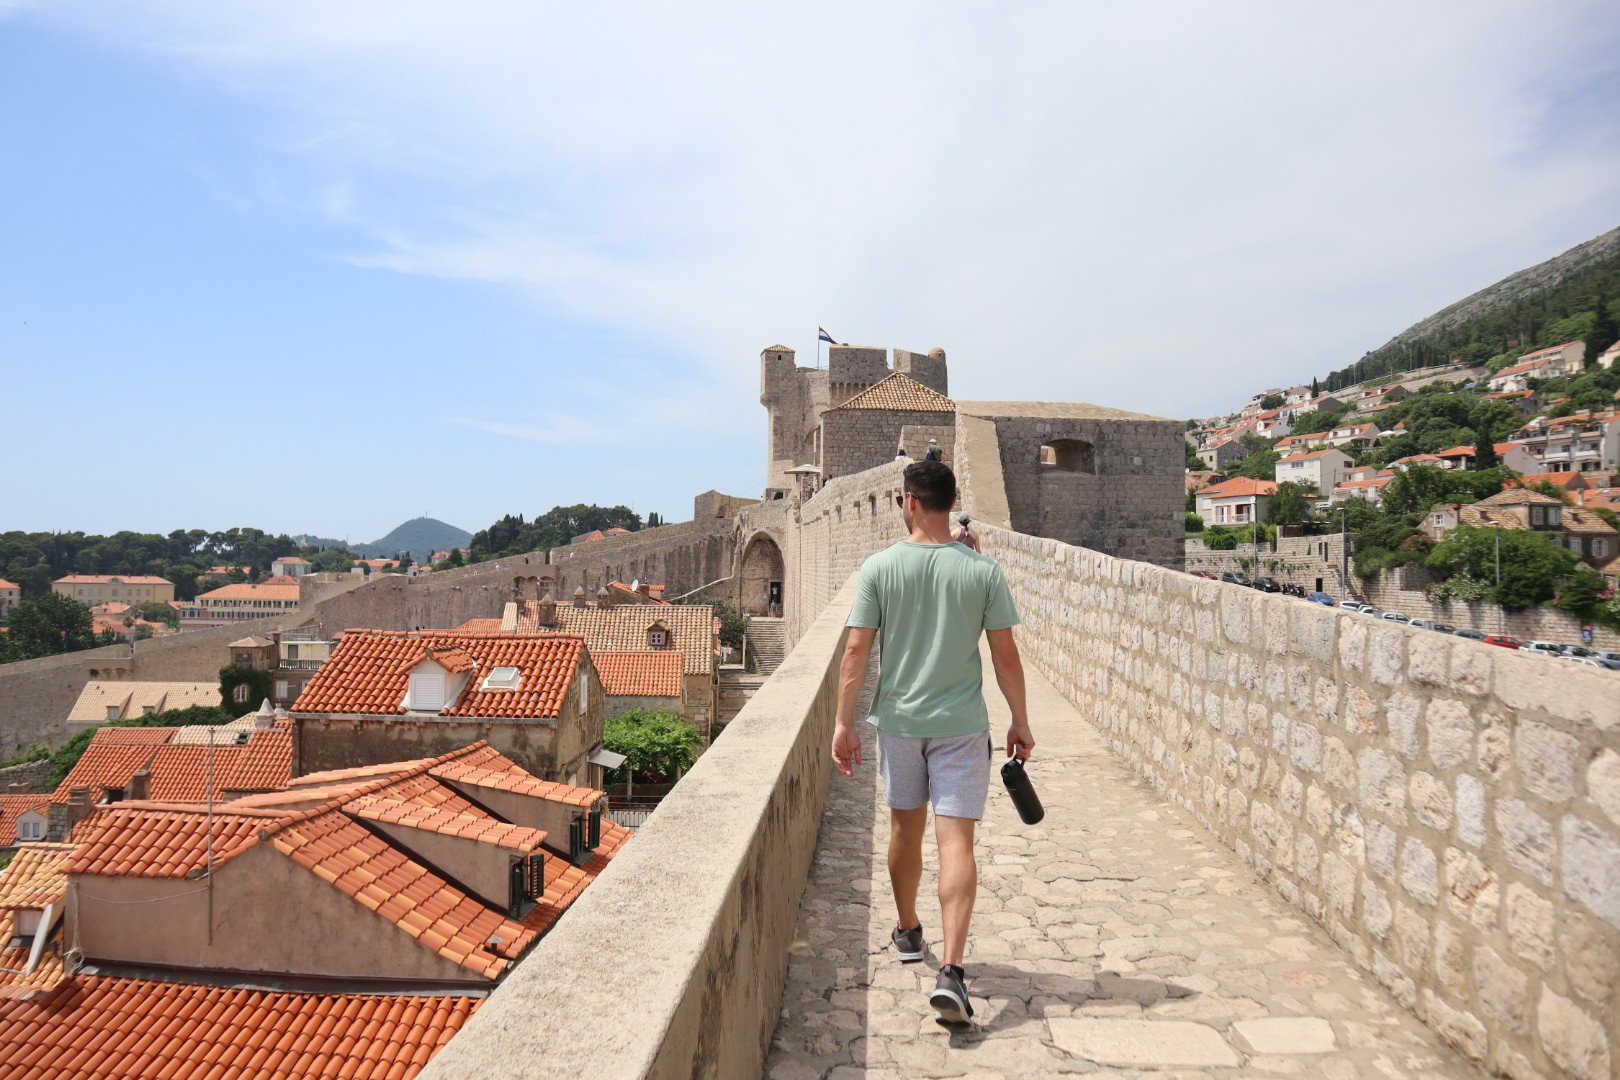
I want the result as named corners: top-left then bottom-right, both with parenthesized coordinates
top-left (3, 2), bottom-right (1619, 541)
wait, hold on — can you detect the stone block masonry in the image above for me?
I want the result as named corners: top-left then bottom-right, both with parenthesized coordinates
top-left (984, 523), bottom-right (1619, 1078)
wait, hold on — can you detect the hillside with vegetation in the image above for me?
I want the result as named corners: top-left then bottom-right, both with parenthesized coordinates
top-left (465, 504), bottom-right (651, 563)
top-left (1319, 225), bottom-right (1620, 391)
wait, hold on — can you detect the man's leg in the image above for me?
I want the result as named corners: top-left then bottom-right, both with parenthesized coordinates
top-left (888, 806), bottom-right (928, 930)
top-left (934, 815), bottom-right (977, 967)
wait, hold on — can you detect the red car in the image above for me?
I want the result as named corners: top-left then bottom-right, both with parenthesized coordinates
top-left (1188, 570), bottom-right (1216, 579)
top-left (1483, 635), bottom-right (1522, 649)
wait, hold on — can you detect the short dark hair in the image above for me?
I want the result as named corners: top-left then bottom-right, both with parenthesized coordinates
top-left (903, 460), bottom-right (956, 513)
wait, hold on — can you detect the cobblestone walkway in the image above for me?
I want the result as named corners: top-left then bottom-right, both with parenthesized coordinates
top-left (765, 651), bottom-right (1486, 1079)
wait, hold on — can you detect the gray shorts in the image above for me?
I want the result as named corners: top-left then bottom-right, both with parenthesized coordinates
top-left (878, 729), bottom-right (993, 820)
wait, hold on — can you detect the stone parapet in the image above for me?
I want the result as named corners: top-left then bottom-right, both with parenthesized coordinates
top-left (984, 523), bottom-right (1618, 1078)
top-left (418, 577), bottom-right (859, 1080)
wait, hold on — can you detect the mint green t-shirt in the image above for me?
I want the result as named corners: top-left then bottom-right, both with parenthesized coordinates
top-left (846, 541), bottom-right (1021, 738)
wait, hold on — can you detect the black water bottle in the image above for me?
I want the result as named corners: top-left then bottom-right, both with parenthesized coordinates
top-left (1001, 757), bottom-right (1044, 825)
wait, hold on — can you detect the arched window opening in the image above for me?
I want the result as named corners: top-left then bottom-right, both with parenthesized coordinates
top-left (1040, 439), bottom-right (1095, 474)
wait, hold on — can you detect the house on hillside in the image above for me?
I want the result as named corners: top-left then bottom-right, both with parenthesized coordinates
top-left (1273, 447), bottom-right (1352, 495)
top-left (1513, 410), bottom-right (1620, 475)
top-left (1329, 472), bottom-right (1395, 508)
top-left (1428, 489), bottom-right (1618, 578)
top-left (1486, 340), bottom-right (1587, 392)
top-left (182, 577), bottom-right (301, 626)
top-left (1320, 421), bottom-right (1380, 450)
top-left (0, 579), bottom-right (18, 619)
top-left (292, 629), bottom-right (611, 788)
top-left (1197, 439), bottom-right (1246, 472)
top-left (270, 555), bottom-right (312, 578)
top-left (1194, 477), bottom-right (1277, 526)
top-left (51, 575), bottom-right (175, 606)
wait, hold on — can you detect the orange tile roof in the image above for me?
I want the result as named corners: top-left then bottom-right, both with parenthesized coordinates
top-left (1510, 473), bottom-right (1587, 491)
top-left (592, 650), bottom-right (683, 698)
top-left (81, 726), bottom-right (180, 746)
top-left (1275, 448), bottom-right (1342, 463)
top-left (53, 575), bottom-right (172, 585)
top-left (50, 743), bottom-right (161, 804)
top-left (67, 805), bottom-right (278, 877)
top-left (264, 808), bottom-right (536, 979)
top-left (430, 744), bottom-right (602, 808)
top-left (521, 602), bottom-right (716, 676)
top-left (1198, 477), bottom-right (1279, 499)
top-left (0, 794), bottom-right (47, 847)
top-left (227, 727), bottom-right (294, 790)
top-left (608, 580), bottom-right (669, 603)
top-left (293, 631), bottom-right (585, 718)
top-left (0, 976), bottom-right (479, 1078)
top-left (1435, 445), bottom-right (1477, 458)
top-left (0, 842), bottom-right (74, 909)
top-left (0, 579), bottom-right (19, 590)
top-left (825, 372), bottom-right (956, 413)
top-left (348, 796), bottom-right (548, 852)
top-left (0, 909), bottom-right (67, 999)
top-left (197, 580), bottom-right (302, 602)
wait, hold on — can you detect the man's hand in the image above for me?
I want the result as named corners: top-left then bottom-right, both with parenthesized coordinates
top-left (831, 723), bottom-right (863, 777)
top-left (1006, 721), bottom-right (1034, 761)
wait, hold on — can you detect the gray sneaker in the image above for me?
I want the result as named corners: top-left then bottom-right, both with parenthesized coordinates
top-left (930, 964), bottom-right (973, 1024)
top-left (891, 923), bottom-right (925, 963)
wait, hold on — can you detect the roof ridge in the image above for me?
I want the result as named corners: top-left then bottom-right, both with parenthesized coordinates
top-left (258, 741), bottom-right (494, 840)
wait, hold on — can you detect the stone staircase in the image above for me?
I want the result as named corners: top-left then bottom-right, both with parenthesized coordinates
top-left (744, 617), bottom-right (788, 676)
top-left (716, 668), bottom-right (767, 727)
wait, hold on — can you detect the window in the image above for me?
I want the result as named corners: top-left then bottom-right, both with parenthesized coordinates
top-left (286, 644), bottom-right (299, 660)
top-left (648, 629), bottom-right (668, 648)
top-left (1039, 439), bottom-right (1096, 474)
top-left (105, 706), bottom-right (120, 721)
top-left (1549, 508), bottom-right (1562, 525)
top-left (409, 672), bottom-right (445, 711)
top-left (232, 684), bottom-right (251, 704)
top-left (1532, 507), bottom-right (1544, 525)
top-left (17, 819), bottom-right (43, 842)
top-left (482, 666), bottom-right (522, 691)
top-left (274, 680), bottom-right (289, 699)
top-left (1595, 539), bottom-right (1609, 557)
top-left (141, 705), bottom-right (156, 716)
top-left (12, 908), bottom-right (41, 942)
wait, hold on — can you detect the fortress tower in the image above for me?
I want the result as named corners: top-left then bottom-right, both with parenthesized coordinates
top-left (758, 343), bottom-right (949, 495)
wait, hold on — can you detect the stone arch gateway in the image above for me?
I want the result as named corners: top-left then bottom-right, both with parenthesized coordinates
top-left (738, 533), bottom-right (786, 617)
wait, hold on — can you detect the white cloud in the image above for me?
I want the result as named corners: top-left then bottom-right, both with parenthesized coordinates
top-left (16, 1), bottom-right (1620, 423)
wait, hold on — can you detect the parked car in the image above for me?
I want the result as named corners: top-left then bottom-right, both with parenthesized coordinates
top-left (1596, 657), bottom-right (1620, 672)
top-left (1381, 612), bottom-right (1411, 623)
top-left (1561, 656), bottom-right (1605, 669)
top-left (1452, 629), bottom-right (1486, 640)
top-left (1358, 607), bottom-right (1386, 618)
top-left (1221, 572), bottom-right (1252, 586)
top-left (1408, 618), bottom-right (1436, 630)
top-left (1560, 645), bottom-right (1596, 658)
top-left (1431, 623), bottom-right (1457, 634)
top-left (1306, 591), bottom-right (1336, 605)
top-left (1252, 576), bottom-right (1281, 593)
top-left (1523, 641), bottom-right (1564, 656)
top-left (1338, 599), bottom-right (1366, 611)
top-left (1188, 570), bottom-right (1216, 579)
top-left (1482, 635), bottom-right (1521, 649)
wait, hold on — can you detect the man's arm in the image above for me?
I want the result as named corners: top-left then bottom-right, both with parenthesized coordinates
top-left (986, 627), bottom-right (1034, 760)
top-left (831, 627), bottom-right (877, 776)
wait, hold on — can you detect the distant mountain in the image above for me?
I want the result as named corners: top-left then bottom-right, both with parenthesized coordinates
top-left (1319, 225), bottom-right (1620, 392)
top-left (368, 518), bottom-right (471, 562)
top-left (292, 518), bottom-right (472, 562)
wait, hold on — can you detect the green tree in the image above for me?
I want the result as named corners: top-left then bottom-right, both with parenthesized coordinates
top-left (0, 593), bottom-right (119, 662)
top-left (131, 600), bottom-right (179, 628)
top-left (219, 666), bottom-right (273, 717)
top-left (1473, 426), bottom-right (1499, 469)
top-left (1260, 393), bottom-right (1284, 410)
top-left (1184, 512), bottom-right (1205, 534)
top-left (446, 547), bottom-right (465, 568)
top-left (1291, 407), bottom-right (1348, 437)
top-left (309, 547), bottom-right (357, 574)
top-left (1425, 527), bottom-right (1580, 611)
top-left (1264, 482), bottom-right (1316, 527)
top-left (602, 709), bottom-right (701, 782)
top-left (1383, 464), bottom-right (1454, 515)
top-left (698, 599), bottom-right (746, 650)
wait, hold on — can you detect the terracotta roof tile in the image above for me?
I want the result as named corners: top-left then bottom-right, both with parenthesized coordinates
top-left (0, 842), bottom-right (75, 908)
top-left (0, 976), bottom-right (478, 1078)
top-left (1198, 477), bottom-right (1279, 498)
top-left (825, 372), bottom-right (956, 413)
top-left (0, 794), bottom-right (46, 847)
top-left (0, 579), bottom-right (19, 591)
top-left (347, 797), bottom-right (547, 852)
top-left (50, 744), bottom-right (161, 804)
top-left (592, 650), bottom-right (683, 698)
top-left (429, 744), bottom-right (603, 808)
top-left (292, 631), bottom-right (585, 718)
top-left (196, 580), bottom-right (302, 602)
top-left (520, 603), bottom-right (716, 676)
top-left (265, 810), bottom-right (537, 979)
top-left (0, 908), bottom-right (68, 998)
top-left (53, 575), bottom-right (174, 586)
top-left (67, 806), bottom-right (276, 877)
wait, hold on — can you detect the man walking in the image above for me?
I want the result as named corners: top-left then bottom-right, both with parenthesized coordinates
top-left (830, 460), bottom-right (1033, 1024)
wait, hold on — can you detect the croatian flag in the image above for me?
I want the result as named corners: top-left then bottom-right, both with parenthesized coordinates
top-left (818, 327), bottom-right (838, 345)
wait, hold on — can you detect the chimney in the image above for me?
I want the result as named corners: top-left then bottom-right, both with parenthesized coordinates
top-left (128, 768), bottom-right (151, 802)
top-left (254, 698), bottom-right (276, 730)
top-left (66, 787), bottom-right (95, 834)
top-left (499, 601), bottom-right (519, 634)
top-left (637, 582), bottom-right (651, 599)
top-left (572, 585), bottom-right (587, 608)
top-left (537, 591), bottom-right (558, 629)
top-left (596, 585), bottom-right (612, 608)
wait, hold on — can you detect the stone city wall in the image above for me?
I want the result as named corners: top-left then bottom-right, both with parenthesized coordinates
top-left (984, 523), bottom-right (1619, 1079)
top-left (0, 758), bottom-right (51, 793)
top-left (820, 408), bottom-right (955, 481)
top-left (0, 557), bottom-right (529, 757)
top-left (549, 522), bottom-right (735, 602)
top-left (419, 577), bottom-right (859, 1080)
